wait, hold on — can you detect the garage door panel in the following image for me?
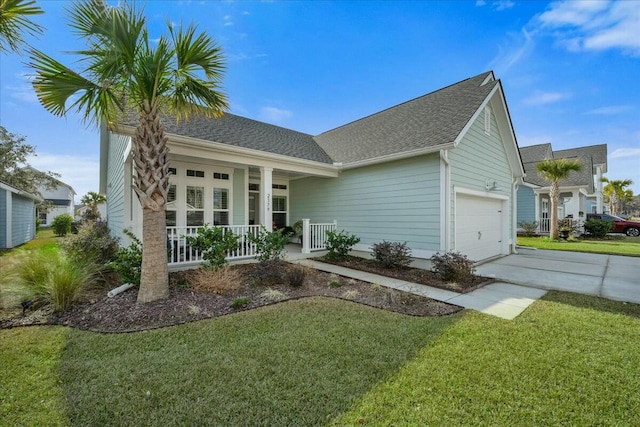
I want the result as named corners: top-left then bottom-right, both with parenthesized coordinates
top-left (456, 195), bottom-right (504, 261)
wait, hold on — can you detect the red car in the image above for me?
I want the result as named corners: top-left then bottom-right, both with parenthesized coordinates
top-left (586, 214), bottom-right (640, 237)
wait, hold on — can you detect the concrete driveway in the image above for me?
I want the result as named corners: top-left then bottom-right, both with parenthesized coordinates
top-left (475, 248), bottom-right (640, 304)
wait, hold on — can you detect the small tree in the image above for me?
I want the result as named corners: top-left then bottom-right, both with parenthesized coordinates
top-left (602, 178), bottom-right (633, 216)
top-left (536, 158), bottom-right (582, 239)
top-left (80, 191), bottom-right (106, 221)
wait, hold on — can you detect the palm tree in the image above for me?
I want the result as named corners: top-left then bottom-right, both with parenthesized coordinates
top-left (80, 191), bottom-right (107, 221)
top-left (28, 0), bottom-right (228, 303)
top-left (536, 158), bottom-right (582, 239)
top-left (0, 0), bottom-right (42, 54)
top-left (602, 178), bottom-right (633, 216)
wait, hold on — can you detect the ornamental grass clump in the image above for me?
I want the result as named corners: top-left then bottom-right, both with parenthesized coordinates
top-left (16, 250), bottom-right (98, 312)
top-left (193, 265), bottom-right (242, 295)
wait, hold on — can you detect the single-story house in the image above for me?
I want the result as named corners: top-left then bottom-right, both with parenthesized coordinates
top-left (100, 71), bottom-right (525, 267)
top-left (37, 177), bottom-right (76, 227)
top-left (0, 181), bottom-right (40, 249)
top-left (517, 143), bottom-right (607, 233)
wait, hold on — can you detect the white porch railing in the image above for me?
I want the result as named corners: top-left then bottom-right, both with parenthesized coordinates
top-left (302, 219), bottom-right (337, 253)
top-left (539, 218), bottom-right (550, 233)
top-left (167, 225), bottom-right (262, 266)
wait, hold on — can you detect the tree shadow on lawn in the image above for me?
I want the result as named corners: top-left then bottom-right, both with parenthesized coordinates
top-left (58, 298), bottom-right (463, 427)
top-left (543, 291), bottom-right (640, 319)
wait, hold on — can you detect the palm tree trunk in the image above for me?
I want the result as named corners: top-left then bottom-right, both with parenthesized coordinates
top-left (133, 100), bottom-right (171, 303)
top-left (549, 182), bottom-right (559, 239)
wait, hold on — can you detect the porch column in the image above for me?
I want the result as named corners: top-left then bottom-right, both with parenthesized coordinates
top-left (596, 165), bottom-right (603, 213)
top-left (260, 167), bottom-right (273, 229)
top-left (534, 191), bottom-right (540, 231)
top-left (302, 219), bottom-right (310, 254)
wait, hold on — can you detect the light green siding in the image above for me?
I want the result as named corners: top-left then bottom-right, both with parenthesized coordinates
top-left (290, 154), bottom-right (441, 252)
top-left (10, 193), bottom-right (36, 248)
top-left (232, 168), bottom-right (245, 225)
top-left (106, 133), bottom-right (130, 243)
top-left (0, 190), bottom-right (6, 248)
top-left (449, 108), bottom-right (514, 232)
top-left (517, 186), bottom-right (535, 224)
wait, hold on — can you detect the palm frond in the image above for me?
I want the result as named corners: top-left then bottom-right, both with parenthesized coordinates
top-left (0, 0), bottom-right (43, 54)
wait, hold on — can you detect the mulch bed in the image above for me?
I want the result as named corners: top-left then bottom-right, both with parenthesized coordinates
top-left (1, 263), bottom-right (463, 333)
top-left (316, 256), bottom-right (493, 293)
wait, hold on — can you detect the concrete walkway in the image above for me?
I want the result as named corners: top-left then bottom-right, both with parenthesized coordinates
top-left (476, 247), bottom-right (640, 304)
top-left (294, 259), bottom-right (547, 320)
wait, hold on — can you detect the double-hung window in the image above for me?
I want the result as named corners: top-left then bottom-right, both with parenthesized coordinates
top-left (186, 186), bottom-right (204, 226)
top-left (272, 196), bottom-right (287, 229)
top-left (213, 188), bottom-right (229, 225)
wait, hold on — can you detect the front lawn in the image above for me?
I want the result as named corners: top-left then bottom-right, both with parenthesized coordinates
top-left (518, 236), bottom-right (640, 256)
top-left (2, 293), bottom-right (639, 426)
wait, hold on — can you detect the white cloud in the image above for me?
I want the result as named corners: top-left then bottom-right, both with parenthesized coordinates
top-left (536, 0), bottom-right (640, 55)
top-left (493, 1), bottom-right (515, 11)
top-left (224, 15), bottom-right (233, 26)
top-left (585, 105), bottom-right (633, 115)
top-left (475, 0), bottom-right (487, 6)
top-left (259, 106), bottom-right (292, 123)
top-left (524, 90), bottom-right (572, 106)
top-left (488, 28), bottom-right (534, 74)
top-left (610, 148), bottom-right (640, 159)
top-left (27, 153), bottom-right (100, 202)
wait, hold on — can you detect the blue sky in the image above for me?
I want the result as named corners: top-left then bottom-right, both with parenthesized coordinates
top-left (1, 0), bottom-right (638, 200)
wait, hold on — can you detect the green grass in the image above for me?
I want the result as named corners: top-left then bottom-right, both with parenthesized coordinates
top-left (518, 235), bottom-right (640, 256)
top-left (0, 327), bottom-right (70, 427)
top-left (1, 294), bottom-right (639, 426)
top-left (335, 291), bottom-right (640, 426)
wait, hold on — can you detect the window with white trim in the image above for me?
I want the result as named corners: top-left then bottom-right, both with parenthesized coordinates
top-left (213, 188), bottom-right (229, 225)
top-left (186, 185), bottom-right (204, 226)
top-left (484, 106), bottom-right (491, 135)
top-left (272, 195), bottom-right (287, 229)
top-left (165, 184), bottom-right (177, 226)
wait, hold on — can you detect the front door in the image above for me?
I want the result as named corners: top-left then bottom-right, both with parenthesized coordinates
top-left (249, 191), bottom-right (259, 225)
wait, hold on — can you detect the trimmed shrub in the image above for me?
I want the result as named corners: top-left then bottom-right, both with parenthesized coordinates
top-left (186, 224), bottom-right (240, 270)
top-left (16, 250), bottom-right (98, 312)
top-left (247, 226), bottom-right (291, 263)
top-left (110, 230), bottom-right (142, 285)
top-left (583, 218), bottom-right (614, 239)
top-left (51, 213), bottom-right (73, 236)
top-left (61, 221), bottom-right (119, 266)
top-left (518, 221), bottom-right (539, 237)
top-left (431, 251), bottom-right (476, 283)
top-left (371, 241), bottom-right (412, 269)
top-left (325, 230), bottom-right (360, 261)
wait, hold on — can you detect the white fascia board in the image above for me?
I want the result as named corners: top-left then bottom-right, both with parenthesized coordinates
top-left (115, 125), bottom-right (339, 178)
top-left (0, 182), bottom-right (42, 201)
top-left (341, 144), bottom-right (453, 170)
top-left (520, 181), bottom-right (539, 189)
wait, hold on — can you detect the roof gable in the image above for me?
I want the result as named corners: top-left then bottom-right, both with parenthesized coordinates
top-left (313, 72), bottom-right (498, 164)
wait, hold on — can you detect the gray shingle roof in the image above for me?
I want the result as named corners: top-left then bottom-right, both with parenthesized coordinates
top-left (313, 72), bottom-right (498, 164)
top-left (521, 143), bottom-right (607, 191)
top-left (123, 112), bottom-right (334, 164)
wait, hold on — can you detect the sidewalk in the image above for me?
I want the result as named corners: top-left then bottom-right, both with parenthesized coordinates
top-left (294, 259), bottom-right (547, 320)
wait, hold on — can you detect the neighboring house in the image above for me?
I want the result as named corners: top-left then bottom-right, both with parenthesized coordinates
top-left (517, 143), bottom-right (607, 233)
top-left (38, 178), bottom-right (76, 227)
top-left (0, 181), bottom-right (40, 249)
top-left (100, 71), bottom-right (525, 266)
top-left (75, 203), bottom-right (107, 221)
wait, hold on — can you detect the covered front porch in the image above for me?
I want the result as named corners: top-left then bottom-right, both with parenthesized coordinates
top-left (533, 187), bottom-right (588, 234)
top-left (166, 220), bottom-right (337, 269)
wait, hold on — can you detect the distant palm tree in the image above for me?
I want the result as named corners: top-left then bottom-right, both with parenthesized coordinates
top-left (29, 0), bottom-right (228, 303)
top-left (536, 158), bottom-right (582, 239)
top-left (602, 178), bottom-right (633, 216)
top-left (80, 191), bottom-right (107, 221)
top-left (0, 0), bottom-right (42, 54)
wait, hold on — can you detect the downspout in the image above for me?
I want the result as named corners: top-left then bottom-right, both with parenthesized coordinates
top-left (439, 150), bottom-right (450, 252)
top-left (512, 178), bottom-right (519, 254)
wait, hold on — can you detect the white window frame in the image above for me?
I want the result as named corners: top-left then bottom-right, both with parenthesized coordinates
top-left (213, 187), bottom-right (230, 226)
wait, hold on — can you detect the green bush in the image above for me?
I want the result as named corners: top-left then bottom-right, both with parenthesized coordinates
top-left (583, 218), bottom-right (614, 239)
top-left (110, 230), bottom-right (143, 285)
top-left (35, 217), bottom-right (41, 233)
top-left (518, 221), bottom-right (539, 237)
top-left (371, 241), bottom-right (412, 269)
top-left (61, 221), bottom-right (119, 266)
top-left (16, 250), bottom-right (98, 312)
top-left (431, 252), bottom-right (476, 283)
top-left (325, 230), bottom-right (360, 261)
top-left (186, 224), bottom-right (240, 270)
top-left (247, 226), bottom-right (291, 263)
top-left (231, 297), bottom-right (250, 309)
top-left (51, 213), bottom-right (73, 236)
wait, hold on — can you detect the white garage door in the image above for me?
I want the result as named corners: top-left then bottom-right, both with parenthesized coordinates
top-left (456, 194), bottom-right (504, 262)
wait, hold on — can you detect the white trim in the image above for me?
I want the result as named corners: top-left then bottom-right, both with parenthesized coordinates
top-left (453, 85), bottom-right (498, 147)
top-left (6, 189), bottom-right (12, 248)
top-left (0, 181), bottom-right (41, 201)
top-left (341, 144), bottom-right (453, 170)
top-left (439, 149), bottom-right (449, 251)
